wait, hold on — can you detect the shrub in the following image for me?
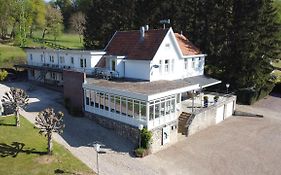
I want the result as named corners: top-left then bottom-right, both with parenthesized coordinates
top-left (0, 70), bottom-right (8, 81)
top-left (236, 82), bottom-right (275, 105)
top-left (135, 148), bottom-right (145, 157)
top-left (140, 128), bottom-right (152, 149)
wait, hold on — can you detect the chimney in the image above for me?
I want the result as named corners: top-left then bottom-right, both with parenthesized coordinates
top-left (140, 26), bottom-right (145, 41)
top-left (145, 25), bottom-right (149, 31)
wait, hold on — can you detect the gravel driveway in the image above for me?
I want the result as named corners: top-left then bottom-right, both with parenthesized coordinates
top-left (1, 82), bottom-right (281, 175)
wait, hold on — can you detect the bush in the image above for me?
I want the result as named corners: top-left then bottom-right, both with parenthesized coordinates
top-left (140, 128), bottom-right (152, 149)
top-left (236, 82), bottom-right (275, 105)
top-left (135, 148), bottom-right (145, 157)
top-left (0, 70), bottom-right (8, 81)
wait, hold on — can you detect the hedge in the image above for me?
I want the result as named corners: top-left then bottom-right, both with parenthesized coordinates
top-left (236, 82), bottom-right (275, 105)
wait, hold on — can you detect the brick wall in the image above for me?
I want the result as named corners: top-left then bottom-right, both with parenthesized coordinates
top-left (63, 70), bottom-right (86, 111)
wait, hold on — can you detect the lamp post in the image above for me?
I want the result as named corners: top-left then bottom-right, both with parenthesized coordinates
top-left (94, 143), bottom-right (100, 175)
top-left (138, 124), bottom-right (144, 148)
top-left (226, 83), bottom-right (230, 94)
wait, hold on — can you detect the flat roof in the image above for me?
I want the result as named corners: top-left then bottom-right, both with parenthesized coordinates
top-left (85, 78), bottom-right (195, 96)
top-left (184, 75), bottom-right (221, 88)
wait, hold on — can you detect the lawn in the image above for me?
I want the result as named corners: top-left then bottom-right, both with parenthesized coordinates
top-left (0, 116), bottom-right (94, 175)
top-left (0, 44), bottom-right (26, 68)
top-left (32, 31), bottom-right (84, 49)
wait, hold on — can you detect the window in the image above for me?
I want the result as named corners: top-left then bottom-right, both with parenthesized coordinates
top-left (40, 55), bottom-right (43, 62)
top-left (104, 95), bottom-right (109, 111)
top-left (85, 90), bottom-right (90, 106)
top-left (90, 91), bottom-right (95, 106)
top-left (192, 58), bottom-right (195, 68)
top-left (71, 57), bottom-right (74, 64)
top-left (184, 58), bottom-right (188, 70)
top-left (159, 60), bottom-right (162, 74)
top-left (164, 59), bottom-right (169, 72)
top-left (95, 92), bottom-right (100, 108)
top-left (198, 57), bottom-right (204, 69)
top-left (80, 59), bottom-right (83, 68)
top-left (121, 97), bottom-right (126, 116)
top-left (30, 54), bottom-right (33, 60)
top-left (100, 93), bottom-right (104, 109)
top-left (110, 95), bottom-right (115, 112)
top-left (155, 103), bottom-right (160, 118)
top-left (60, 56), bottom-right (65, 64)
top-left (31, 70), bottom-right (35, 77)
top-left (115, 96), bottom-right (120, 114)
top-left (149, 105), bottom-right (154, 121)
top-left (84, 59), bottom-right (87, 67)
top-left (80, 58), bottom-right (87, 68)
top-left (160, 100), bottom-right (165, 116)
top-left (133, 100), bottom-right (140, 118)
top-left (111, 60), bottom-right (116, 71)
top-left (128, 99), bottom-right (133, 117)
top-left (140, 102), bottom-right (146, 121)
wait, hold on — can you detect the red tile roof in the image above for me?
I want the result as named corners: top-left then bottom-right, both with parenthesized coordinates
top-left (174, 33), bottom-right (201, 56)
top-left (105, 29), bottom-right (169, 60)
top-left (105, 28), bottom-right (201, 60)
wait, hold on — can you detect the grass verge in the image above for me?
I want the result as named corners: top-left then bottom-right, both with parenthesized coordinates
top-left (0, 115), bottom-right (94, 175)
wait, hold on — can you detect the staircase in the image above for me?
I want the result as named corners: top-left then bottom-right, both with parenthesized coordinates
top-left (178, 112), bottom-right (191, 135)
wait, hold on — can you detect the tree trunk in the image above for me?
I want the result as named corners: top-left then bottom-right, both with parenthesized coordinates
top-left (16, 108), bottom-right (20, 127)
top-left (42, 29), bottom-right (47, 40)
top-left (47, 132), bottom-right (53, 155)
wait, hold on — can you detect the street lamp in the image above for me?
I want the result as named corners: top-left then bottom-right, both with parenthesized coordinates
top-left (94, 143), bottom-right (101, 175)
top-left (226, 83), bottom-right (230, 94)
top-left (138, 124), bottom-right (144, 148)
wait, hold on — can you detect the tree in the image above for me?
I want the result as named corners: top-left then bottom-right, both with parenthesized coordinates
top-left (29, 0), bottom-right (46, 37)
top-left (42, 4), bottom-right (63, 40)
top-left (35, 108), bottom-right (65, 154)
top-left (69, 11), bottom-right (86, 43)
top-left (1, 88), bottom-right (29, 127)
top-left (84, 0), bottom-right (136, 49)
top-left (50, 0), bottom-right (73, 30)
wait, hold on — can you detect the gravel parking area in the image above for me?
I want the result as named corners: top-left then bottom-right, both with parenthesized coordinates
top-left (1, 82), bottom-right (281, 175)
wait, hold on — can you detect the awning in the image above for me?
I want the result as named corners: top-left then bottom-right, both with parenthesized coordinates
top-left (184, 75), bottom-right (221, 88)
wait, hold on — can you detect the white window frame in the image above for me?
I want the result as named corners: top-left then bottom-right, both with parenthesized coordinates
top-left (184, 58), bottom-right (188, 70)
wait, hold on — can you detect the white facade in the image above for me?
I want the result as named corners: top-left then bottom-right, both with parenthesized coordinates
top-left (103, 28), bottom-right (205, 81)
top-left (25, 49), bottom-right (105, 75)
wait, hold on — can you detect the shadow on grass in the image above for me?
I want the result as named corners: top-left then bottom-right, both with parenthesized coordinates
top-left (54, 168), bottom-right (93, 175)
top-left (0, 142), bottom-right (47, 158)
top-left (0, 118), bottom-right (16, 126)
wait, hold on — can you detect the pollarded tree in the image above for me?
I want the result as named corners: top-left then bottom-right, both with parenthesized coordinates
top-left (1, 87), bottom-right (29, 127)
top-left (35, 108), bottom-right (65, 154)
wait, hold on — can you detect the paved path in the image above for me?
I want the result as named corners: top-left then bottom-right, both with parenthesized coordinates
top-left (1, 82), bottom-right (281, 175)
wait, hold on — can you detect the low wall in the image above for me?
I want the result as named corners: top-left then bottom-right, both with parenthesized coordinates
top-left (187, 95), bottom-right (236, 136)
top-left (84, 112), bottom-right (139, 144)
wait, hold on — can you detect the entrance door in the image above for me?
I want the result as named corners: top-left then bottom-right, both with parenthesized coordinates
top-left (111, 60), bottom-right (116, 71)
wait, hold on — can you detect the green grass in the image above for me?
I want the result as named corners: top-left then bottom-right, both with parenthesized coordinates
top-left (0, 116), bottom-right (94, 175)
top-left (32, 31), bottom-right (84, 49)
top-left (0, 44), bottom-right (26, 68)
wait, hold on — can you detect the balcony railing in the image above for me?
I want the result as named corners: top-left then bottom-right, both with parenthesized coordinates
top-left (92, 67), bottom-right (119, 80)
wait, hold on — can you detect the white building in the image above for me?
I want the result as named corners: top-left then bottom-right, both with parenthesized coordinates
top-left (19, 27), bottom-right (236, 152)
top-left (21, 48), bottom-right (105, 85)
